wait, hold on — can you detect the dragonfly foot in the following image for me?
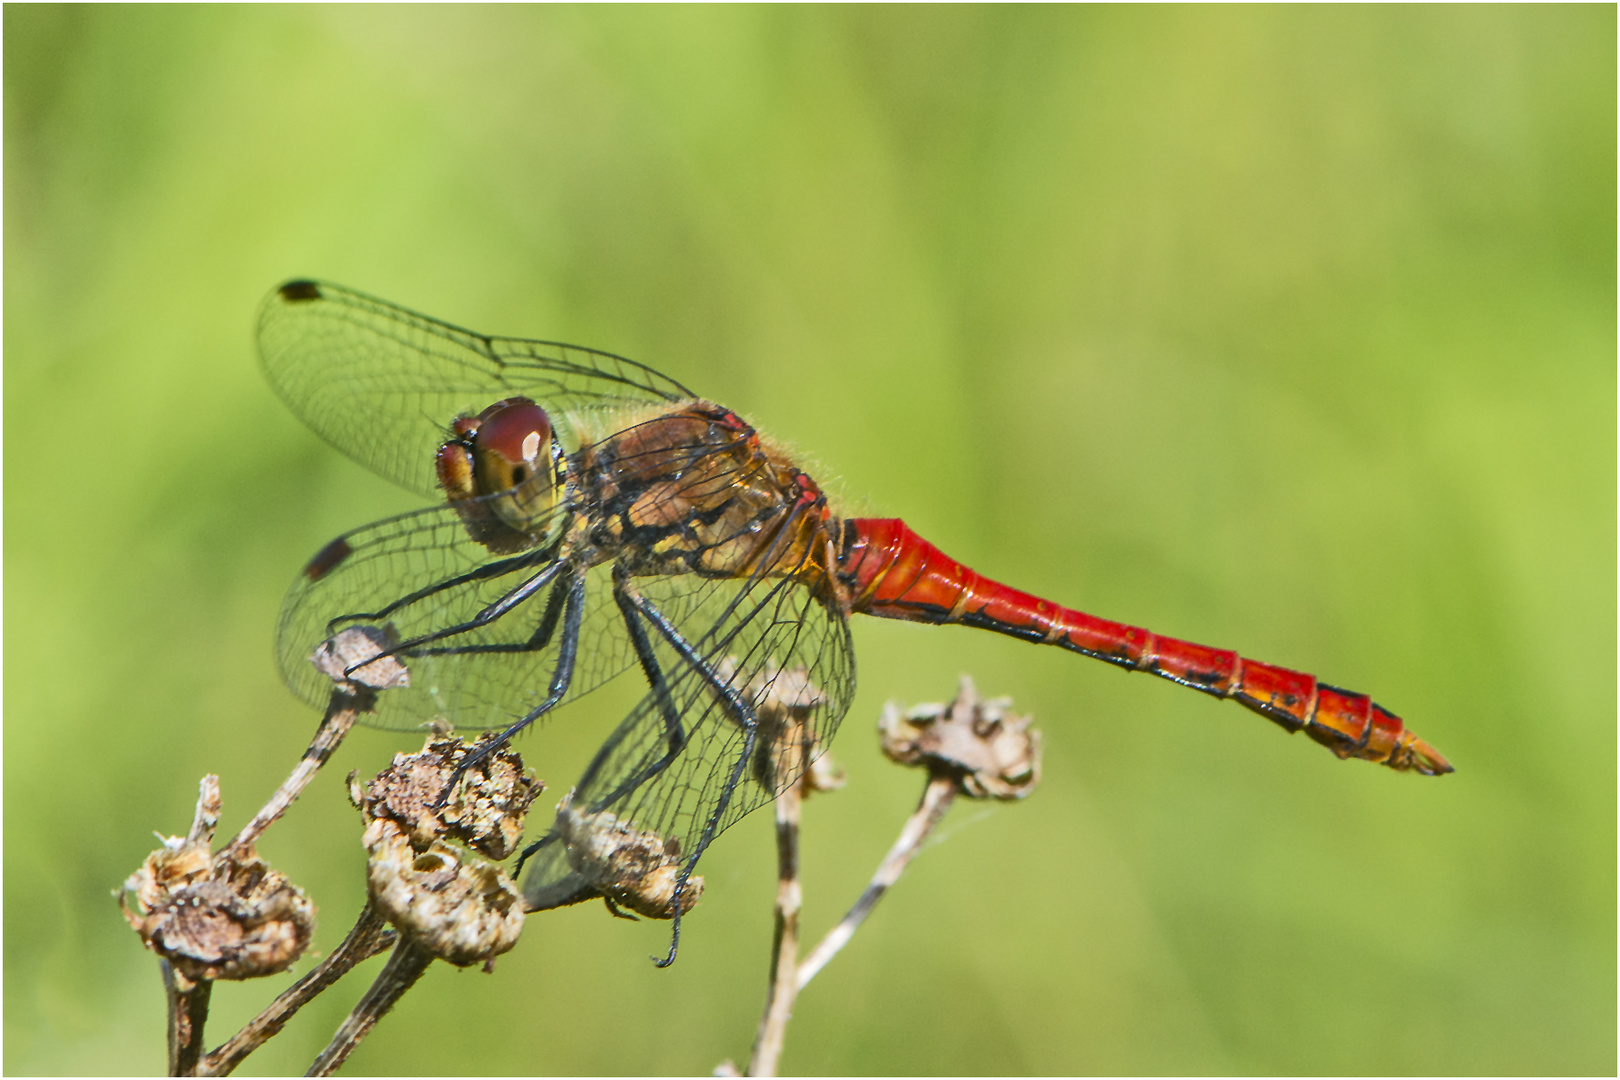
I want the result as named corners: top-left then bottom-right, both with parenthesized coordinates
top-left (602, 896), bottom-right (640, 921)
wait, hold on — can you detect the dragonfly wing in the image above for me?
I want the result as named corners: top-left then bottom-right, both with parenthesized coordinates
top-left (257, 280), bottom-right (696, 498)
top-left (522, 565), bottom-right (856, 913)
top-left (276, 500), bottom-right (640, 733)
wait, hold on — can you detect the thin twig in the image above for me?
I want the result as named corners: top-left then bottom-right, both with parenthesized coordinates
top-left (747, 783), bottom-right (803, 1077)
top-left (795, 772), bottom-right (957, 991)
top-left (188, 776), bottom-right (224, 845)
top-left (306, 937), bottom-right (435, 1077)
top-left (196, 904), bottom-right (397, 1077)
top-left (226, 688), bottom-right (368, 856)
top-left (164, 961), bottom-right (213, 1076)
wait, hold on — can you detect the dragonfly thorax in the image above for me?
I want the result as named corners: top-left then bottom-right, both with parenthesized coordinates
top-left (577, 403), bottom-right (837, 585)
top-left (436, 396), bottom-right (567, 551)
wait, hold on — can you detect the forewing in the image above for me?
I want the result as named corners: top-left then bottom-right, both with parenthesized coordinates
top-left (523, 566), bottom-right (856, 910)
top-left (258, 280), bottom-right (695, 498)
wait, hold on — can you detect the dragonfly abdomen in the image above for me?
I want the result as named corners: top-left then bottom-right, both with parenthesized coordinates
top-left (839, 517), bottom-right (1451, 775)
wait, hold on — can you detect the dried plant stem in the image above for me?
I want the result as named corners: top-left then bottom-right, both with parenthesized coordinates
top-left (196, 904), bottom-right (396, 1077)
top-left (306, 937), bottom-right (435, 1077)
top-left (747, 784), bottom-right (804, 1077)
top-left (164, 961), bottom-right (213, 1076)
top-left (152, 691), bottom-right (365, 1074)
top-left (188, 776), bottom-right (224, 845)
top-left (795, 773), bottom-right (957, 991)
top-left (226, 689), bottom-right (368, 855)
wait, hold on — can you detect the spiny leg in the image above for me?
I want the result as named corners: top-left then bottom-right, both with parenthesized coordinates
top-left (623, 594), bottom-right (760, 968)
top-left (354, 555), bottom-right (567, 674)
top-left (328, 537), bottom-right (560, 633)
top-left (403, 561), bottom-right (571, 659)
top-left (436, 569), bottom-right (587, 802)
top-left (577, 568), bottom-right (692, 813)
top-left (513, 566), bottom-right (691, 876)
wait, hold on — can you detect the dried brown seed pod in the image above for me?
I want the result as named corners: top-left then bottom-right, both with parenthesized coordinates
top-left (363, 818), bottom-right (526, 967)
top-left (352, 733), bottom-right (541, 860)
top-left (437, 735), bottom-right (544, 861)
top-left (121, 841), bottom-right (315, 982)
top-left (725, 660), bottom-right (840, 798)
top-left (554, 792), bottom-right (704, 920)
top-left (803, 749), bottom-right (847, 795)
top-left (354, 733), bottom-right (537, 965)
top-left (312, 625), bottom-right (410, 691)
top-left (879, 674), bottom-right (1042, 800)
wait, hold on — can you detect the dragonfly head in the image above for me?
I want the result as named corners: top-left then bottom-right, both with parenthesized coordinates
top-left (437, 397), bottom-right (566, 535)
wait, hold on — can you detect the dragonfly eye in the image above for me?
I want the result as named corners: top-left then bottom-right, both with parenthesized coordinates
top-left (471, 399), bottom-right (561, 531)
top-left (436, 442), bottom-right (476, 500)
top-left (472, 400), bottom-right (551, 488)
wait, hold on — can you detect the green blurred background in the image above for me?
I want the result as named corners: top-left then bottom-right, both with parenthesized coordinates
top-left (6, 6), bottom-right (1614, 1075)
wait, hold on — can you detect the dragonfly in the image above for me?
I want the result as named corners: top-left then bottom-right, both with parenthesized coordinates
top-left (259, 280), bottom-right (1452, 962)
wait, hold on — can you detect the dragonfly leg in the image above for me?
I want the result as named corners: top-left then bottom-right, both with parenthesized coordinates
top-left (576, 572), bottom-right (693, 813)
top-left (617, 592), bottom-right (761, 968)
top-left (400, 563), bottom-right (573, 660)
top-left (435, 570), bottom-right (586, 803)
top-left (602, 896), bottom-right (639, 921)
top-left (364, 555), bottom-right (567, 666)
top-left (325, 538), bottom-right (560, 637)
top-left (514, 568), bottom-right (694, 897)
top-left (513, 829), bottom-right (559, 879)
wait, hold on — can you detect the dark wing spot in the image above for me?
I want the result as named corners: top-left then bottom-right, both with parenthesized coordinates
top-left (303, 536), bottom-right (353, 581)
top-left (279, 280), bottom-right (323, 302)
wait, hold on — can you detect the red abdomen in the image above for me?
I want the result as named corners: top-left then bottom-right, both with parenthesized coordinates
top-left (839, 518), bottom-right (1450, 775)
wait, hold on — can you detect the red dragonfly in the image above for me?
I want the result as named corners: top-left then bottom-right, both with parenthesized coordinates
top-left (260, 281), bottom-right (1451, 961)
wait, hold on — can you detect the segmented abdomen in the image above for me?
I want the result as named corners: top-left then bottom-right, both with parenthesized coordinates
top-left (839, 517), bottom-right (1451, 775)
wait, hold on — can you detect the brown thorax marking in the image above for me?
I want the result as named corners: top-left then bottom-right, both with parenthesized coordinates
top-left (576, 403), bottom-right (841, 593)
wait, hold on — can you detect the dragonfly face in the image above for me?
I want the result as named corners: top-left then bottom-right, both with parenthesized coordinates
top-left (435, 397), bottom-right (568, 554)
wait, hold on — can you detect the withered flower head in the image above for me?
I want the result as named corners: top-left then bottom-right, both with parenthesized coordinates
top-left (722, 659), bottom-right (842, 798)
top-left (363, 821), bottom-right (526, 967)
top-left (802, 748), bottom-right (848, 795)
top-left (554, 792), bottom-right (704, 920)
top-left (355, 733), bottom-right (539, 966)
top-left (879, 674), bottom-right (1042, 800)
top-left (120, 838), bottom-right (315, 983)
top-left (312, 625), bottom-right (410, 691)
top-left (352, 733), bottom-right (541, 860)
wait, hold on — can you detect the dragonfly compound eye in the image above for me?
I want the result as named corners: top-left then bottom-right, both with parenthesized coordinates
top-left (472, 399), bottom-right (562, 531)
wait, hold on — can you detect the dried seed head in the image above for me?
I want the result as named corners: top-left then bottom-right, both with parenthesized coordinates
top-left (554, 792), bottom-right (704, 920)
top-left (121, 842), bottom-right (315, 982)
top-left (880, 675), bottom-right (1042, 800)
top-left (355, 733), bottom-right (537, 965)
top-left (440, 735), bottom-right (544, 860)
top-left (727, 660), bottom-right (838, 798)
top-left (353, 734), bottom-right (541, 860)
top-left (312, 626), bottom-right (410, 691)
top-left (803, 749), bottom-right (847, 795)
top-left (120, 777), bottom-right (315, 982)
top-left (363, 818), bottom-right (526, 967)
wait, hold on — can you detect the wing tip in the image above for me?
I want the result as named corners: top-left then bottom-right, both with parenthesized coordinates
top-left (278, 279), bottom-right (323, 302)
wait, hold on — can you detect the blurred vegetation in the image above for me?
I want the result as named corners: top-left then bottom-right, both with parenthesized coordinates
top-left (5, 6), bottom-right (1613, 1075)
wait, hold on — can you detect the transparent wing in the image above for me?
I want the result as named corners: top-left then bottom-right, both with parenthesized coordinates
top-left (277, 497), bottom-right (745, 735)
top-left (257, 280), bottom-right (696, 499)
top-left (522, 561), bottom-right (856, 911)
top-left (278, 500), bottom-right (585, 733)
